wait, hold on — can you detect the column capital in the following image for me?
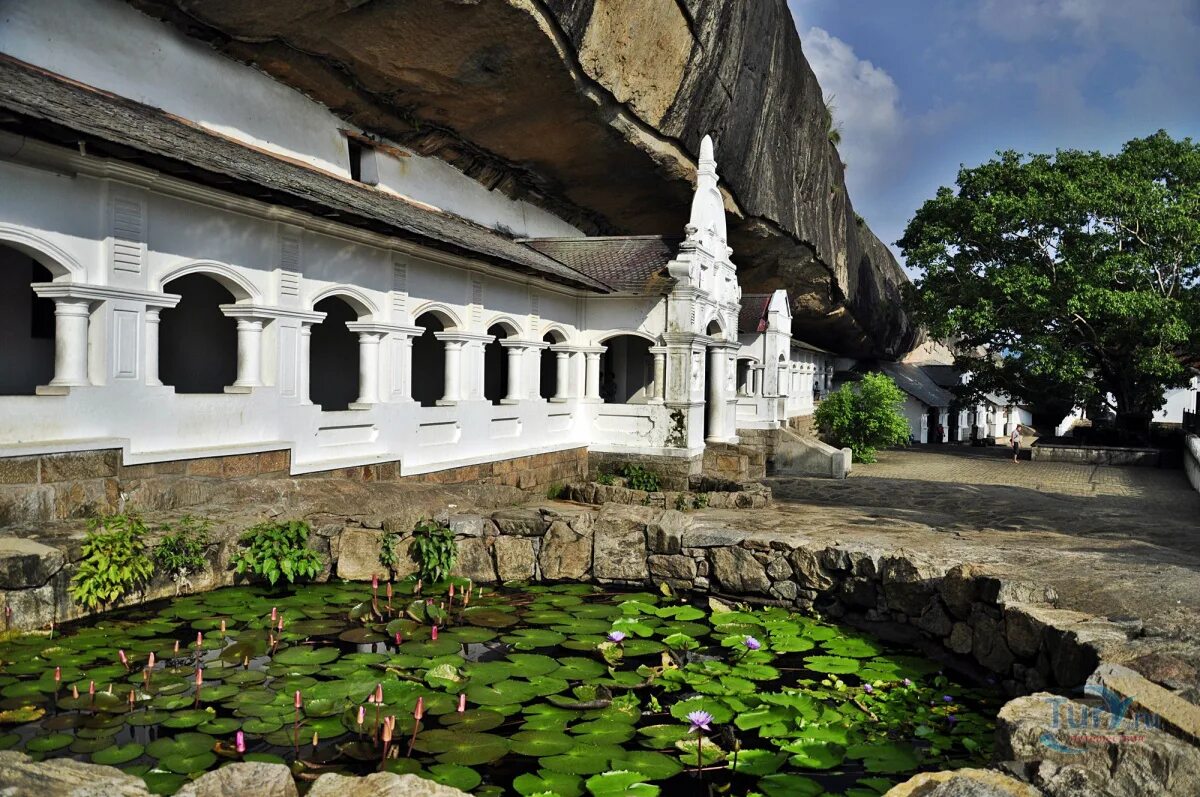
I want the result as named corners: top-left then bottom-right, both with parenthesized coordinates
top-left (434, 331), bottom-right (494, 344)
top-left (32, 282), bottom-right (180, 309)
top-left (346, 322), bottom-right (423, 337)
top-left (578, 345), bottom-right (607, 355)
top-left (220, 303), bottom-right (325, 325)
top-left (500, 338), bottom-right (546, 350)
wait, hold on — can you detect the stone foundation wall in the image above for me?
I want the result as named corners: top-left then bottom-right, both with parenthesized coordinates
top-left (1030, 442), bottom-right (1162, 467)
top-left (1185, 434), bottom-right (1199, 493)
top-left (560, 480), bottom-right (771, 511)
top-left (786, 414), bottom-right (818, 439)
top-left (587, 451), bottom-right (701, 491)
top-left (0, 447), bottom-right (587, 525)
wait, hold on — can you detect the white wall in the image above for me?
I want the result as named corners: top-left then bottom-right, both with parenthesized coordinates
top-left (0, 0), bottom-right (583, 239)
top-left (1155, 378), bottom-right (1199, 424)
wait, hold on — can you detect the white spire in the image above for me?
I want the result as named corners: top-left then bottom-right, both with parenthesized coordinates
top-left (686, 134), bottom-right (728, 255)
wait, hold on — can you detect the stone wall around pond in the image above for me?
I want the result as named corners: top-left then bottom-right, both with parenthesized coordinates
top-left (1186, 434), bottom-right (1199, 494)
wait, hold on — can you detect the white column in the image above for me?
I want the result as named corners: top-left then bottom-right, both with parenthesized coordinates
top-left (584, 350), bottom-right (602, 401)
top-left (48, 298), bottom-right (90, 388)
top-left (502, 342), bottom-right (524, 402)
top-left (442, 340), bottom-right (463, 402)
top-left (706, 346), bottom-right (725, 441)
top-left (397, 336), bottom-right (414, 402)
top-left (232, 318), bottom-right (264, 389)
top-left (650, 347), bottom-right (666, 402)
top-left (354, 331), bottom-right (383, 405)
top-left (554, 350), bottom-right (570, 400)
top-left (144, 309), bottom-right (162, 386)
top-left (297, 324), bottom-right (313, 404)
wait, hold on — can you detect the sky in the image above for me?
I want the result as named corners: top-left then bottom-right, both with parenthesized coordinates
top-left (787, 0), bottom-right (1200, 276)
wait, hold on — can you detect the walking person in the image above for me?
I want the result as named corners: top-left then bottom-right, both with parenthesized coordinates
top-left (1010, 424), bottom-right (1021, 463)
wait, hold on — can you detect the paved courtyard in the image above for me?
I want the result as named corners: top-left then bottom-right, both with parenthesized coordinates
top-left (751, 445), bottom-right (1200, 648)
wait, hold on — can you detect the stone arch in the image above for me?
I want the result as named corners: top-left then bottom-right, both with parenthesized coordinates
top-left (484, 321), bottom-right (517, 405)
top-left (157, 260), bottom-right (259, 303)
top-left (0, 224), bottom-right (85, 281)
top-left (483, 315), bottom-right (523, 339)
top-left (159, 272), bottom-right (238, 393)
top-left (409, 302), bottom-right (463, 332)
top-left (596, 329), bottom-right (658, 346)
top-left (0, 241), bottom-right (58, 394)
top-left (540, 328), bottom-right (568, 400)
top-left (309, 285), bottom-right (378, 321)
top-left (599, 334), bottom-right (654, 405)
top-left (540, 325), bottom-right (569, 345)
top-left (310, 295), bottom-right (361, 411)
top-left (412, 309), bottom-right (455, 407)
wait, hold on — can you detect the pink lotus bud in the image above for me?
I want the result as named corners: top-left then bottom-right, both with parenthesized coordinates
top-left (449, 583), bottom-right (455, 599)
top-left (71, 684), bottom-right (79, 699)
top-left (269, 634), bottom-right (275, 648)
top-left (394, 632), bottom-right (403, 645)
top-left (148, 652), bottom-right (156, 669)
top-left (413, 696), bottom-right (424, 721)
top-left (195, 669), bottom-right (203, 688)
top-left (235, 730), bottom-right (246, 754)
top-left (119, 649), bottom-right (128, 667)
top-left (128, 689), bottom-right (135, 707)
top-left (457, 693), bottom-right (467, 713)
top-left (386, 582), bottom-right (393, 599)
top-left (381, 716), bottom-right (394, 743)
top-left (142, 669), bottom-right (150, 687)
top-left (271, 606), bottom-right (277, 622)
top-left (357, 705), bottom-right (365, 725)
top-left (196, 631), bottom-right (203, 648)
top-left (416, 579), bottom-right (423, 594)
top-left (430, 625), bottom-right (438, 641)
top-left (220, 619), bottom-right (226, 634)
top-left (294, 690), bottom-right (302, 709)
top-left (174, 640), bottom-right (180, 654)
top-left (54, 666), bottom-right (61, 683)
top-left (277, 617), bottom-right (284, 632)
top-left (312, 731), bottom-right (319, 748)
top-left (372, 574), bottom-right (379, 590)
top-left (374, 683), bottom-right (383, 703)
top-left (88, 680), bottom-right (95, 696)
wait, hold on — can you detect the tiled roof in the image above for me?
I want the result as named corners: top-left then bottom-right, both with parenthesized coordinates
top-left (520, 236), bottom-right (678, 294)
top-left (738, 294), bottom-right (772, 334)
top-left (872, 361), bottom-right (954, 408)
top-left (920, 364), bottom-right (964, 389)
top-left (0, 56), bottom-right (609, 293)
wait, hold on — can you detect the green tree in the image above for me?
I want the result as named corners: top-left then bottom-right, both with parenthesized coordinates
top-left (900, 131), bottom-right (1200, 433)
top-left (815, 373), bottom-right (912, 463)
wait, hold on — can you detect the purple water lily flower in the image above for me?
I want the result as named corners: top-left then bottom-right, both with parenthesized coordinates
top-left (742, 636), bottom-right (761, 651)
top-left (947, 714), bottom-right (958, 725)
top-left (607, 630), bottom-right (627, 644)
top-left (863, 683), bottom-right (874, 694)
top-left (943, 695), bottom-right (954, 703)
top-left (903, 678), bottom-right (913, 687)
top-left (686, 710), bottom-right (714, 733)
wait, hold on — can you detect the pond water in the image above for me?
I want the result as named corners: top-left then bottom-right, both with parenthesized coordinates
top-left (0, 580), bottom-right (1000, 796)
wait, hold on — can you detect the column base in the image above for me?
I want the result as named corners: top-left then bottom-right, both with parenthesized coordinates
top-left (35, 385), bottom-right (72, 396)
top-left (705, 435), bottom-right (740, 445)
top-left (548, 397), bottom-right (571, 404)
top-left (224, 385), bottom-right (255, 394)
top-left (435, 399), bottom-right (459, 407)
top-left (500, 398), bottom-right (522, 405)
top-left (348, 402), bottom-right (376, 411)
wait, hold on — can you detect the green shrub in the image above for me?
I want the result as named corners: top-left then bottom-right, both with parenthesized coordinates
top-left (814, 372), bottom-right (912, 463)
top-left (412, 519), bottom-right (457, 583)
top-left (379, 531), bottom-right (401, 574)
top-left (674, 493), bottom-right (691, 512)
top-left (692, 493), bottom-right (710, 510)
top-left (621, 464), bottom-right (662, 492)
top-left (596, 472), bottom-right (616, 486)
top-left (69, 514), bottom-right (154, 610)
top-left (546, 482), bottom-right (565, 500)
top-left (154, 515), bottom-right (210, 586)
top-left (232, 520), bottom-right (322, 586)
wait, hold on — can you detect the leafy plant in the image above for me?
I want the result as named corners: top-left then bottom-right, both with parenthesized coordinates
top-left (232, 519), bottom-right (322, 586)
top-left (814, 373), bottom-right (911, 463)
top-left (674, 493), bottom-right (691, 512)
top-left (379, 531), bottom-right (401, 574)
top-left (621, 464), bottom-right (662, 492)
top-left (596, 473), bottom-right (616, 486)
top-left (69, 514), bottom-right (154, 610)
top-left (692, 493), bottom-right (710, 510)
top-left (154, 515), bottom-right (210, 592)
top-left (546, 482), bottom-right (565, 500)
top-left (412, 519), bottom-right (457, 583)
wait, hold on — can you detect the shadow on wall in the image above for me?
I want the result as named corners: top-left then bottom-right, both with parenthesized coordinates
top-left (0, 245), bottom-right (54, 395)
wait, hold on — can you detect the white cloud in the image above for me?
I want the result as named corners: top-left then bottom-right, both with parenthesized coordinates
top-left (800, 26), bottom-right (906, 187)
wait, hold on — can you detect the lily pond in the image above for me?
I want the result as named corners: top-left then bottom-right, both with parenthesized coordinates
top-left (0, 580), bottom-right (1000, 796)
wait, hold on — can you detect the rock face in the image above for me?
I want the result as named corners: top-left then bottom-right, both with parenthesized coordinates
top-left (175, 763), bottom-right (298, 797)
top-left (0, 751), bottom-right (150, 797)
top-left (125, 0), bottom-right (918, 357)
top-left (884, 767), bottom-right (1042, 796)
top-left (308, 772), bottom-right (469, 797)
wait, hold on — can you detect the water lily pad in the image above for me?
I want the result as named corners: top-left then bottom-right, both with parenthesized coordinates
top-left (140, 771), bottom-right (188, 795)
top-left (585, 770), bottom-right (659, 797)
top-left (510, 730), bottom-right (575, 756)
top-left (669, 698), bottom-right (732, 724)
top-left (803, 655), bottom-right (861, 674)
top-left (555, 658), bottom-right (607, 681)
top-left (273, 646), bottom-right (340, 666)
top-left (784, 741), bottom-right (846, 769)
top-left (846, 741), bottom-right (920, 773)
top-left (158, 751), bottom-right (217, 774)
top-left (822, 637), bottom-right (884, 658)
top-left (505, 653), bottom-right (560, 676)
top-left (411, 730), bottom-right (510, 765)
top-left (441, 708), bottom-right (504, 732)
top-left (0, 704), bottom-right (45, 723)
top-left (92, 742), bottom-right (145, 765)
top-left (26, 733), bottom-right (73, 752)
top-left (426, 763), bottom-right (483, 791)
top-left (514, 770), bottom-right (584, 797)
top-left (241, 717), bottom-right (284, 734)
top-left (162, 709), bottom-right (217, 729)
top-left (540, 743), bottom-right (623, 775)
top-left (727, 748), bottom-right (788, 775)
top-left (610, 751), bottom-right (683, 781)
top-left (197, 717), bottom-right (241, 735)
top-left (463, 608), bottom-right (519, 628)
top-left (674, 738), bottom-right (726, 766)
top-left (757, 773), bottom-right (824, 797)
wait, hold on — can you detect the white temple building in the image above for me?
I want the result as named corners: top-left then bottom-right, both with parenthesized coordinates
top-left (0, 0), bottom-right (828, 482)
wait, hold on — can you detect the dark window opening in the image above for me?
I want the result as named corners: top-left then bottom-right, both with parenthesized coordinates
top-left (311, 297), bottom-right (360, 411)
top-left (484, 324), bottom-right (510, 405)
top-left (30, 261), bottom-right (55, 339)
top-left (412, 313), bottom-right (446, 408)
top-left (348, 138), bottom-right (364, 183)
top-left (160, 274), bottom-right (237, 394)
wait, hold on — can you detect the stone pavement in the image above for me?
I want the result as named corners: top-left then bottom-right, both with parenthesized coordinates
top-left (751, 445), bottom-right (1200, 658)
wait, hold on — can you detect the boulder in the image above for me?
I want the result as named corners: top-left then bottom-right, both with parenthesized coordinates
top-left (970, 610), bottom-right (1015, 674)
top-left (491, 508), bottom-right (547, 537)
top-left (175, 763), bottom-right (298, 797)
top-left (788, 547), bottom-right (834, 591)
top-left (309, 772), bottom-right (469, 797)
top-left (997, 693), bottom-right (1200, 796)
top-left (451, 537), bottom-right (496, 583)
top-left (540, 520), bottom-right (592, 581)
top-left (646, 509), bottom-right (690, 554)
top-left (0, 537), bottom-right (65, 589)
top-left (493, 536), bottom-right (536, 581)
top-left (0, 750), bottom-right (150, 796)
top-left (884, 767), bottom-right (1041, 796)
top-left (592, 504), bottom-right (648, 582)
top-left (337, 528), bottom-right (384, 581)
top-left (710, 546), bottom-right (771, 594)
top-left (880, 552), bottom-right (944, 616)
top-left (446, 514), bottom-right (485, 537)
top-left (647, 554), bottom-right (696, 581)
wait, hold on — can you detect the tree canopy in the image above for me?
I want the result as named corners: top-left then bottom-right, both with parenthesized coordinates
top-left (900, 131), bottom-right (1200, 431)
top-left (814, 373), bottom-right (911, 463)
